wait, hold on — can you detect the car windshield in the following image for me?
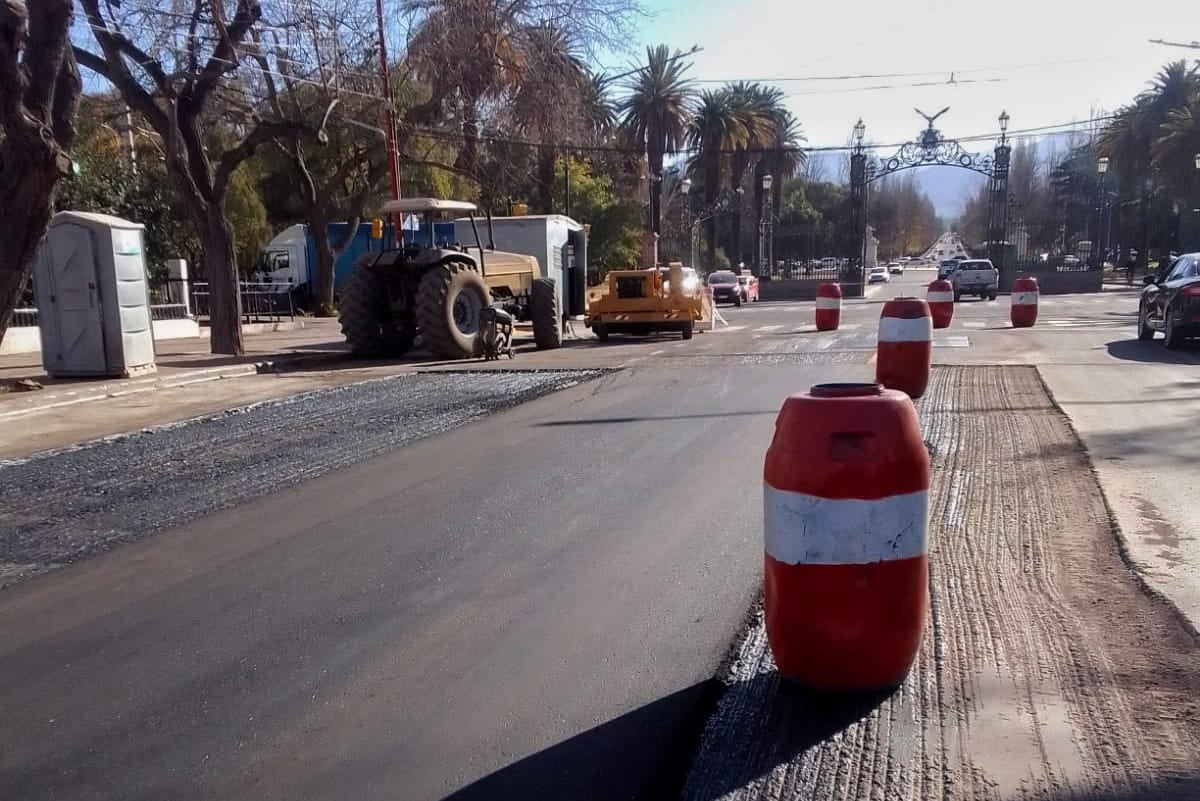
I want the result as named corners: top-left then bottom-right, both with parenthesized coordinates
top-left (870, 266), bottom-right (886, 272)
top-left (709, 273), bottom-right (737, 284)
top-left (959, 261), bottom-right (989, 269)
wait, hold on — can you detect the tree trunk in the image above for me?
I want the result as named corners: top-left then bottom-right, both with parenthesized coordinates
top-left (535, 149), bottom-right (556, 214)
top-left (310, 212), bottom-right (336, 317)
top-left (649, 150), bottom-right (664, 234)
top-left (0, 144), bottom-right (60, 347)
top-left (183, 197), bottom-right (244, 355)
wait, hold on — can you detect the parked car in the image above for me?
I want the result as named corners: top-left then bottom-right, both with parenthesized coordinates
top-left (867, 265), bottom-right (890, 284)
top-left (737, 274), bottom-right (760, 302)
top-left (950, 259), bottom-right (999, 300)
top-left (887, 262), bottom-right (904, 275)
top-left (706, 270), bottom-right (745, 306)
top-left (1138, 252), bottom-right (1200, 348)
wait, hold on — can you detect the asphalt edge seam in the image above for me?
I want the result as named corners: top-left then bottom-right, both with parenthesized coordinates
top-left (0, 368), bottom-right (613, 468)
top-left (1033, 365), bottom-right (1200, 643)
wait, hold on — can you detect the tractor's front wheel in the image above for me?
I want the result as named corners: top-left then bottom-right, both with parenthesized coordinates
top-left (417, 260), bottom-right (489, 359)
top-left (531, 277), bottom-right (563, 350)
top-left (338, 268), bottom-right (415, 357)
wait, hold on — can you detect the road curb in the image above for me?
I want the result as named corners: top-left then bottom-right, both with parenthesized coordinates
top-left (0, 362), bottom-right (263, 420)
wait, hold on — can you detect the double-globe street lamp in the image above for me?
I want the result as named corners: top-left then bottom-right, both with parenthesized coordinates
top-left (759, 174), bottom-right (774, 278)
top-left (1096, 155), bottom-right (1110, 269)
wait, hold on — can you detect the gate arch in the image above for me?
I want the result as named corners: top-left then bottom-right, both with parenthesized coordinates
top-left (847, 109), bottom-right (1012, 281)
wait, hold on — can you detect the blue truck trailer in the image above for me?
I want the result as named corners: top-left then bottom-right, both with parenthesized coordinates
top-left (257, 220), bottom-right (456, 306)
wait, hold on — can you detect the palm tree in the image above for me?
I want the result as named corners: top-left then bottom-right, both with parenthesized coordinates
top-left (406, 0), bottom-right (525, 177)
top-left (580, 72), bottom-right (618, 139)
top-left (724, 82), bottom-right (785, 265)
top-left (509, 22), bottom-right (590, 213)
top-left (619, 45), bottom-right (696, 235)
top-left (688, 88), bottom-right (747, 266)
top-left (1103, 62), bottom-right (1200, 262)
top-left (756, 108), bottom-right (805, 221)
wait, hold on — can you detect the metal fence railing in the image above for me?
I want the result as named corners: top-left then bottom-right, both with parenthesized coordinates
top-left (11, 280), bottom-right (292, 328)
top-left (190, 282), bottom-right (294, 323)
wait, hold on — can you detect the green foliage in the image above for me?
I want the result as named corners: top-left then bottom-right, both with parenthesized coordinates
top-left (224, 167), bottom-right (272, 275)
top-left (56, 150), bottom-right (194, 280)
top-left (553, 158), bottom-right (642, 276)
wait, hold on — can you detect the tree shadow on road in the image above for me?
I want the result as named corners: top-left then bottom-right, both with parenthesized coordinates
top-left (1106, 339), bottom-right (1200, 364)
top-left (441, 673), bottom-right (891, 801)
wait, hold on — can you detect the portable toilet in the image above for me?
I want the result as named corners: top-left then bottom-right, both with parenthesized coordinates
top-left (33, 211), bottom-right (157, 378)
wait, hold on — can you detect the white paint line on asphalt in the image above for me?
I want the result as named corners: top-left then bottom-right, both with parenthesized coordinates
top-left (960, 321), bottom-right (987, 329)
top-left (650, 349), bottom-right (665, 356)
top-left (720, 325), bottom-right (747, 333)
top-left (754, 324), bottom-right (785, 332)
top-left (934, 336), bottom-right (971, 348)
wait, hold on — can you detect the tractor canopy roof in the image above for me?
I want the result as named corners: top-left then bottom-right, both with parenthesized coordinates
top-left (380, 198), bottom-right (478, 215)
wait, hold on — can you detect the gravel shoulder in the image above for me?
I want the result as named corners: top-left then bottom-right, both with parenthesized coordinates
top-left (0, 369), bottom-right (601, 590)
top-left (683, 365), bottom-right (1200, 801)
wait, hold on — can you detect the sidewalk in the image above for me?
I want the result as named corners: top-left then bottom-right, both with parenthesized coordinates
top-left (0, 320), bottom-right (350, 419)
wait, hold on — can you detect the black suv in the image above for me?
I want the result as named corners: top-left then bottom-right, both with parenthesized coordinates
top-left (1138, 252), bottom-right (1200, 348)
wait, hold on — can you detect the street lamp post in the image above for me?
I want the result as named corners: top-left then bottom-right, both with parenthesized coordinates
top-left (734, 185), bottom-right (745, 266)
top-left (681, 178), bottom-right (693, 268)
top-left (1096, 156), bottom-right (1109, 269)
top-left (850, 119), bottom-right (868, 276)
top-left (760, 173), bottom-right (774, 278)
top-left (1192, 153), bottom-right (1200, 251)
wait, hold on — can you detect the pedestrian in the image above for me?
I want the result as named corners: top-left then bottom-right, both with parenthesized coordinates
top-left (1124, 251), bottom-right (1138, 285)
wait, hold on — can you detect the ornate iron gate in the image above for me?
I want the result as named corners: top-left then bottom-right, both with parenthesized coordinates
top-left (847, 109), bottom-right (1013, 285)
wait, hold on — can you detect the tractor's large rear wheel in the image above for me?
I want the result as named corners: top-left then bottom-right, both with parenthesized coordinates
top-left (417, 260), bottom-right (489, 359)
top-left (338, 268), bottom-right (415, 357)
top-left (531, 277), bottom-right (562, 350)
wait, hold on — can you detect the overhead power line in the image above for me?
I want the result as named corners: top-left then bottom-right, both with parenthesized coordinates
top-left (691, 56), bottom-right (1111, 85)
top-left (1148, 38), bottom-right (1200, 50)
top-left (406, 114), bottom-right (1119, 157)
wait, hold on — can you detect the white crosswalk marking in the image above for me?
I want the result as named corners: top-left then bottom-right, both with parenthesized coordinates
top-left (960, 321), bottom-right (987, 329)
top-left (754, 324), bottom-right (785, 332)
top-left (721, 325), bottom-right (747, 332)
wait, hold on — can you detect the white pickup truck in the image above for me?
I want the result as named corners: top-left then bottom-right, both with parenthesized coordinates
top-left (951, 259), bottom-right (999, 301)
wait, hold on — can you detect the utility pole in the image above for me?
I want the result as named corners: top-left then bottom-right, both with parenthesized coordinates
top-left (375, 0), bottom-right (402, 239)
top-left (118, 104), bottom-right (137, 175)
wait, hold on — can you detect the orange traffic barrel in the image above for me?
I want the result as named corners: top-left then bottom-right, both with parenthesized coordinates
top-left (926, 279), bottom-right (954, 329)
top-left (875, 297), bottom-right (932, 399)
top-left (814, 282), bottom-right (842, 331)
top-left (763, 382), bottom-right (930, 691)
top-left (1011, 276), bottom-right (1039, 328)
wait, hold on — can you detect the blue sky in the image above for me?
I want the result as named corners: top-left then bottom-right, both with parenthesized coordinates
top-left (598, 0), bottom-right (1200, 150)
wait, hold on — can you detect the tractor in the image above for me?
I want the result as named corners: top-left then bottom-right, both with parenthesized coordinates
top-left (337, 198), bottom-right (563, 359)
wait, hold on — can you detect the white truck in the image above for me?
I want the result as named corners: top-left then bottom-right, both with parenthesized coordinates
top-left (950, 258), bottom-right (999, 301)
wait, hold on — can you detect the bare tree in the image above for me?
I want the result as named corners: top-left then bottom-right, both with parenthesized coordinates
top-left (0, 0), bottom-right (80, 347)
top-left (73, 0), bottom-right (333, 355)
top-left (250, 0), bottom-right (392, 315)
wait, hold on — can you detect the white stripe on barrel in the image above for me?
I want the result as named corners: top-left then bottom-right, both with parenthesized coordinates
top-left (878, 315), bottom-right (933, 343)
top-left (927, 290), bottom-right (954, 303)
top-left (815, 297), bottom-right (841, 310)
top-left (764, 485), bottom-right (929, 565)
top-left (1012, 291), bottom-right (1038, 305)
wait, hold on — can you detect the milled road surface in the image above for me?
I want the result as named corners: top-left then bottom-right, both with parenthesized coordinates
top-left (682, 366), bottom-right (1200, 800)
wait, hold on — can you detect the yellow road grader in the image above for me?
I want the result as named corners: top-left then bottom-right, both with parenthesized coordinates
top-left (584, 258), bottom-right (707, 342)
